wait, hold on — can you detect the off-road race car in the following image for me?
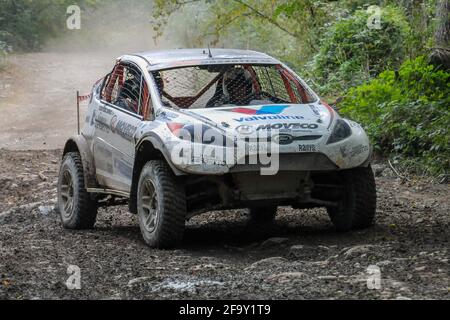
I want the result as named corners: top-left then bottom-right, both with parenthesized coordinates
top-left (57, 49), bottom-right (376, 248)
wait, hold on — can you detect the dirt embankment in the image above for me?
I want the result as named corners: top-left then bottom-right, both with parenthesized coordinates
top-left (0, 150), bottom-right (448, 300)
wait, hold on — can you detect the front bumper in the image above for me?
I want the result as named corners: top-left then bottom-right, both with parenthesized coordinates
top-left (163, 120), bottom-right (371, 175)
top-left (167, 148), bottom-right (366, 175)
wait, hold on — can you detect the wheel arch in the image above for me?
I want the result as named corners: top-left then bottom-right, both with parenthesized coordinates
top-left (129, 137), bottom-right (183, 214)
top-left (62, 135), bottom-right (98, 189)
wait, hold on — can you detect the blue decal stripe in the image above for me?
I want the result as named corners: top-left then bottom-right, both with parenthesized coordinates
top-left (256, 105), bottom-right (290, 115)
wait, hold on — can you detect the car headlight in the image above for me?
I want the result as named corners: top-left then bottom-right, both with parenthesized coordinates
top-left (327, 119), bottom-right (352, 144)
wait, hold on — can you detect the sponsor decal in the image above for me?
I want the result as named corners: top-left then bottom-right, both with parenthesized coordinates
top-left (309, 104), bottom-right (321, 116)
top-left (349, 144), bottom-right (369, 157)
top-left (341, 144), bottom-right (369, 158)
top-left (226, 105), bottom-right (290, 115)
top-left (93, 106), bottom-right (118, 133)
top-left (95, 113), bottom-right (111, 133)
top-left (299, 145), bottom-right (317, 152)
top-left (273, 134), bottom-right (323, 145)
top-left (99, 105), bottom-right (114, 115)
top-left (192, 154), bottom-right (227, 166)
top-left (110, 117), bottom-right (137, 141)
top-left (110, 115), bottom-right (118, 132)
top-left (235, 125), bottom-right (255, 135)
top-left (234, 114), bottom-right (305, 122)
top-left (256, 123), bottom-right (319, 131)
top-left (222, 105), bottom-right (304, 122)
top-left (273, 134), bottom-right (294, 145)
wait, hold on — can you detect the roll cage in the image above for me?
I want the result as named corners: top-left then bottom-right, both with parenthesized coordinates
top-left (150, 64), bottom-right (315, 110)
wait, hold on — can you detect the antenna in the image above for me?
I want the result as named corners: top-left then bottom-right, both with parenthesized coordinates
top-left (207, 45), bottom-right (213, 58)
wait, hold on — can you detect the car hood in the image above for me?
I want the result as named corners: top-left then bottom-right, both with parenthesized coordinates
top-left (182, 103), bottom-right (334, 136)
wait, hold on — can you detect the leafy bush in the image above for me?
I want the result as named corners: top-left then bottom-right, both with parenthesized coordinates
top-left (309, 6), bottom-right (410, 95)
top-left (341, 56), bottom-right (450, 175)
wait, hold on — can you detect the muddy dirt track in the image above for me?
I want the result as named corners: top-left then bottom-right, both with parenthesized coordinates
top-left (0, 53), bottom-right (449, 300)
top-left (0, 150), bottom-right (448, 300)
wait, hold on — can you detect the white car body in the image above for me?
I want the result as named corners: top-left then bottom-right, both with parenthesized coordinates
top-left (64, 48), bottom-right (372, 217)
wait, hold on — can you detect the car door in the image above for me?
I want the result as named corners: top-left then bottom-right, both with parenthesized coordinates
top-left (94, 62), bottom-right (150, 192)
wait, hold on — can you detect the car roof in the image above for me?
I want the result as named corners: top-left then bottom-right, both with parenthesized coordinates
top-left (127, 48), bottom-right (280, 70)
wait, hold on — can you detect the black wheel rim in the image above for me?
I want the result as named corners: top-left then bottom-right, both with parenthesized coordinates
top-left (141, 179), bottom-right (159, 233)
top-left (60, 169), bottom-right (74, 218)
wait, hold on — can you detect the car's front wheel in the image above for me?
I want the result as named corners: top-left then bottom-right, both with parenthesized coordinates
top-left (137, 160), bottom-right (186, 248)
top-left (327, 166), bottom-right (377, 231)
top-left (57, 152), bottom-right (98, 229)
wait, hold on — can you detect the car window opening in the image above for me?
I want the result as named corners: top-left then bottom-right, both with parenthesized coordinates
top-left (101, 63), bottom-right (152, 119)
top-left (151, 64), bottom-right (315, 110)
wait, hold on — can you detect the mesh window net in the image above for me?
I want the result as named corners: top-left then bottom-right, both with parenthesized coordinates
top-left (102, 63), bottom-right (150, 116)
top-left (152, 64), bottom-right (314, 109)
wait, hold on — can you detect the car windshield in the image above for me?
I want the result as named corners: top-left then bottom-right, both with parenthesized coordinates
top-left (151, 64), bottom-right (316, 109)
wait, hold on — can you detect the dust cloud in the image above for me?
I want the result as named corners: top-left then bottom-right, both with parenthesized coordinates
top-left (0, 0), bottom-right (187, 150)
top-left (47, 1), bottom-right (166, 54)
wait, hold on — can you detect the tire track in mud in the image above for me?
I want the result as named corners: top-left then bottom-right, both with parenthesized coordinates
top-left (0, 150), bottom-right (448, 300)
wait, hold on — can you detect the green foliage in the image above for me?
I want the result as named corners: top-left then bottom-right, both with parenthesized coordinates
top-left (341, 56), bottom-right (450, 175)
top-left (0, 0), bottom-right (101, 51)
top-left (153, 0), bottom-right (336, 65)
top-left (309, 6), bottom-right (410, 95)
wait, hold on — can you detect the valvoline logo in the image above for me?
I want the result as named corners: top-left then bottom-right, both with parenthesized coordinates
top-left (227, 105), bottom-right (290, 115)
top-left (222, 105), bottom-right (305, 122)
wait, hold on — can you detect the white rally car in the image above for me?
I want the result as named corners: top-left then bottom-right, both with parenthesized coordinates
top-left (57, 49), bottom-right (376, 248)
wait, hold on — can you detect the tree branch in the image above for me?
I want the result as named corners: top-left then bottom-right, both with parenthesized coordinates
top-left (231, 0), bottom-right (299, 39)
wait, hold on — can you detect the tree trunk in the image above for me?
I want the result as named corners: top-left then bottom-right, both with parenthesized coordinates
top-left (430, 0), bottom-right (450, 69)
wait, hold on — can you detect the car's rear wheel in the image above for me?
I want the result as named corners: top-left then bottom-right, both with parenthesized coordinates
top-left (248, 206), bottom-right (278, 222)
top-left (137, 160), bottom-right (186, 248)
top-left (57, 152), bottom-right (98, 229)
top-left (327, 166), bottom-right (377, 231)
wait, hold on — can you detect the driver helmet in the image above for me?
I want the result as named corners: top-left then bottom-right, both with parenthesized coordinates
top-left (222, 67), bottom-right (254, 103)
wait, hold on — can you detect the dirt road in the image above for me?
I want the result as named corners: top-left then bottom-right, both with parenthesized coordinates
top-left (0, 150), bottom-right (448, 300)
top-left (0, 52), bottom-right (112, 150)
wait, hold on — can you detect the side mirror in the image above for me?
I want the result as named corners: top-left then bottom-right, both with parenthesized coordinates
top-left (330, 97), bottom-right (343, 111)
